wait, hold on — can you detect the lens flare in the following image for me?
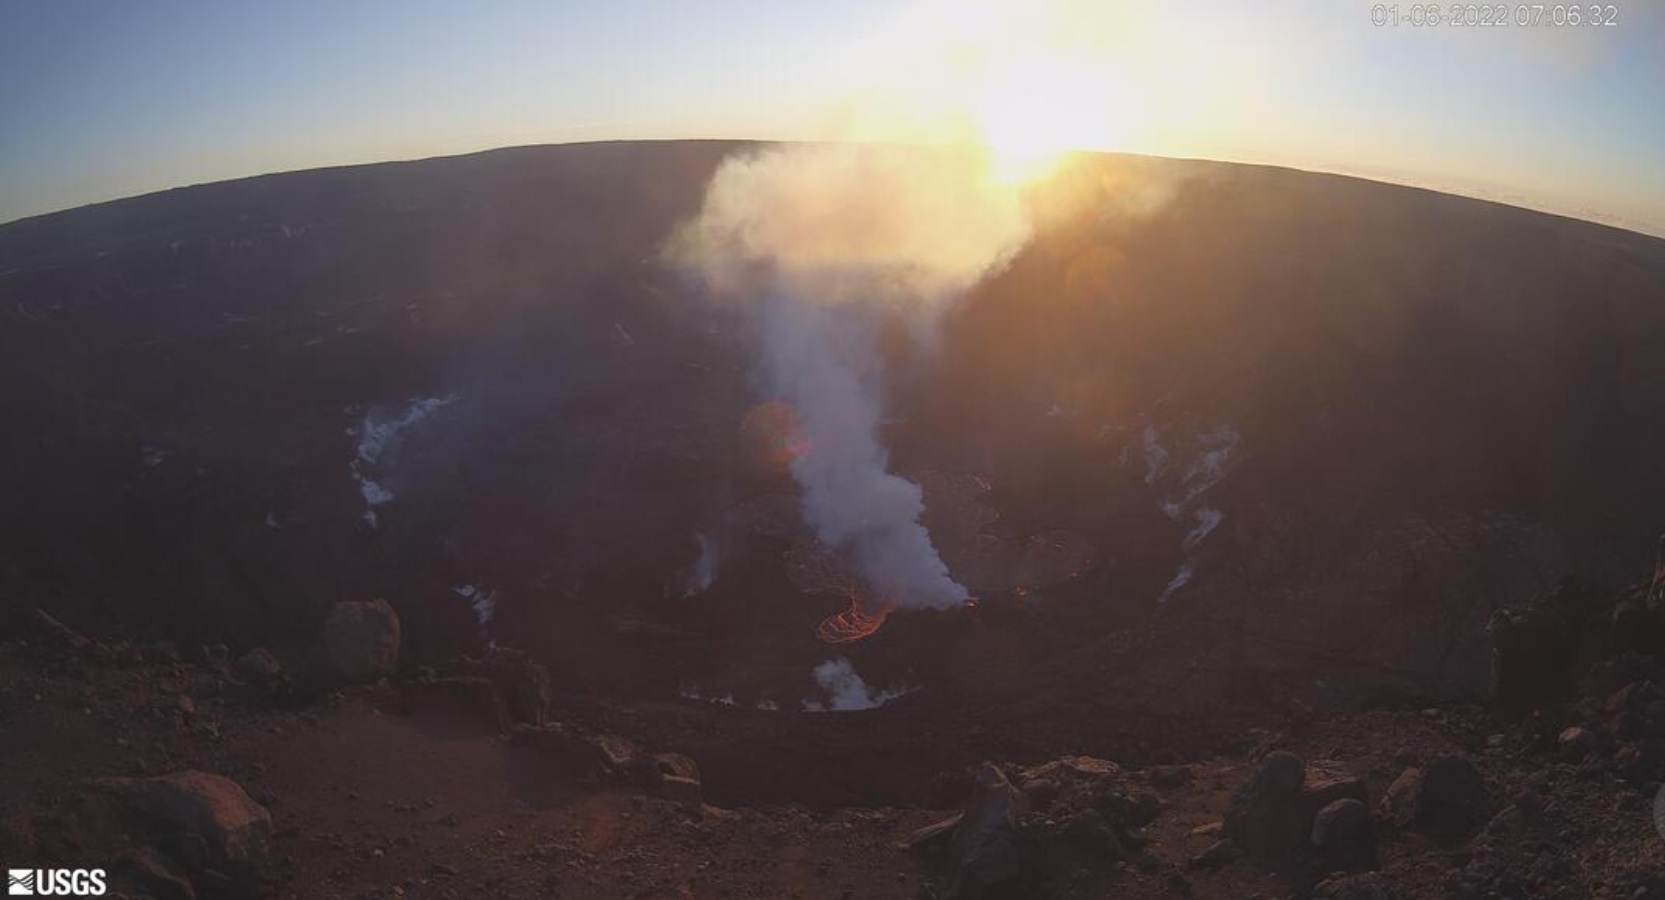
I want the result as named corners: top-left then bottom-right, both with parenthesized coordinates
top-left (740, 400), bottom-right (810, 474)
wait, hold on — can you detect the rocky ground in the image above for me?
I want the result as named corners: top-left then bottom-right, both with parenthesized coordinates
top-left (3, 577), bottom-right (1662, 900)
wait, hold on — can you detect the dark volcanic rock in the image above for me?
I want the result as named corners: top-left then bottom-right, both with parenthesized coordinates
top-left (1225, 752), bottom-right (1370, 872)
top-left (1299, 759), bottom-right (1368, 818)
top-left (1611, 586), bottom-right (1665, 656)
top-left (231, 648), bottom-right (287, 696)
top-left (316, 599), bottom-right (400, 684)
top-left (479, 649), bottom-right (552, 727)
top-left (1310, 797), bottom-right (1376, 872)
top-left (905, 813), bottom-right (965, 851)
top-left (1016, 756), bottom-right (1141, 824)
top-left (435, 649), bottom-right (551, 727)
top-left (95, 770), bottom-right (271, 886)
top-left (632, 752), bottom-right (705, 810)
top-left (944, 764), bottom-right (1026, 900)
top-left (1010, 754), bottom-right (1163, 867)
top-left (656, 775), bottom-right (704, 811)
top-left (1225, 751), bottom-right (1307, 864)
top-left (1379, 755), bottom-right (1490, 845)
top-left (512, 722), bottom-right (638, 782)
top-left (511, 721), bottom-right (706, 810)
top-left (399, 674), bottom-right (510, 732)
top-left (1556, 725), bottom-right (1598, 760)
top-left (1487, 580), bottom-right (1614, 718)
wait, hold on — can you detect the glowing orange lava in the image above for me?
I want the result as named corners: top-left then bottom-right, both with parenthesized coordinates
top-left (815, 595), bottom-right (894, 644)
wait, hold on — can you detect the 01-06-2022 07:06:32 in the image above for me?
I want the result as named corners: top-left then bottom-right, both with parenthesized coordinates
top-left (1371, 4), bottom-right (1620, 26)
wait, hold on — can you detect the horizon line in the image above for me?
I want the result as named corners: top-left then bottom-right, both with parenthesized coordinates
top-left (3, 136), bottom-right (1661, 244)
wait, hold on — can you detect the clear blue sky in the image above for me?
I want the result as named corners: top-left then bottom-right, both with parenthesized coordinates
top-left (3, 0), bottom-right (1662, 235)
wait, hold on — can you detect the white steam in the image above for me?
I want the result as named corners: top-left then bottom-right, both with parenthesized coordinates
top-left (803, 658), bottom-right (916, 712)
top-left (680, 531), bottom-right (721, 597)
top-left (670, 144), bottom-right (1031, 610)
top-left (347, 395), bottom-right (454, 528)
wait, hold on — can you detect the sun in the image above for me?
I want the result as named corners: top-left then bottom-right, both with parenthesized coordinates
top-left (973, 53), bottom-right (1143, 185)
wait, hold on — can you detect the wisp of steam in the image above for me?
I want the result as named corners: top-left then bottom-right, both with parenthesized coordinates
top-left (668, 143), bottom-right (1032, 609)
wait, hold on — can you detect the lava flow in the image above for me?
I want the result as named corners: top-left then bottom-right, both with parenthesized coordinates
top-left (815, 595), bottom-right (893, 644)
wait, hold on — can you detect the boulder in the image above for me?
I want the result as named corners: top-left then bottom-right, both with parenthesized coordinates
top-left (1611, 588), bottom-right (1665, 656)
top-left (1015, 756), bottom-right (1146, 826)
top-left (399, 674), bottom-right (509, 732)
top-left (1299, 760), bottom-right (1368, 815)
top-left (1310, 798), bottom-right (1376, 872)
top-left (944, 765), bottom-right (1027, 900)
top-left (1556, 725), bottom-right (1598, 760)
top-left (631, 752), bottom-right (704, 809)
top-left (477, 649), bottom-right (551, 726)
top-left (317, 599), bottom-right (400, 684)
top-left (1012, 754), bottom-right (1154, 860)
top-left (1612, 738), bottom-right (1665, 783)
top-left (511, 722), bottom-right (638, 782)
top-left (1380, 756), bottom-right (1489, 844)
top-left (97, 771), bottom-right (271, 880)
top-left (434, 650), bottom-right (552, 727)
top-left (1604, 680), bottom-right (1656, 716)
top-left (1487, 580), bottom-right (1610, 718)
top-left (232, 648), bottom-right (287, 696)
top-left (1225, 751), bottom-right (1307, 864)
top-left (657, 776), bottom-right (704, 811)
top-left (904, 813), bottom-right (964, 851)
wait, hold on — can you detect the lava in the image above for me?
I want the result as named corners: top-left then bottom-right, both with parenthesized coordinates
top-left (815, 595), bottom-right (893, 644)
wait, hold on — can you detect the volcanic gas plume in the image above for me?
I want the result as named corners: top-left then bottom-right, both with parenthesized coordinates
top-left (669, 143), bottom-right (1032, 612)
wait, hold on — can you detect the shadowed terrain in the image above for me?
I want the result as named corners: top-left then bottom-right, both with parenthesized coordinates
top-left (4, 141), bottom-right (1665, 899)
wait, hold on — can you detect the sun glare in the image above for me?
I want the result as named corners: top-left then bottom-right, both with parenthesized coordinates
top-left (974, 54), bottom-right (1143, 185)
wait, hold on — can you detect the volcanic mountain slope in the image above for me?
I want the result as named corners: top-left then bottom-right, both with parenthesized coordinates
top-left (2, 140), bottom-right (1663, 719)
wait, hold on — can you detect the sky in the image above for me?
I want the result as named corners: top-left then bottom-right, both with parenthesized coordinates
top-left (2, 0), bottom-right (1662, 235)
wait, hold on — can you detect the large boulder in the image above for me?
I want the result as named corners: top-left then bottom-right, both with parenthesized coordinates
top-left (432, 649), bottom-right (551, 726)
top-left (1379, 756), bottom-right (1490, 845)
top-left (1227, 753), bottom-right (1370, 870)
top-left (1486, 579), bottom-right (1611, 718)
top-left (480, 649), bottom-right (552, 726)
top-left (1311, 798), bottom-right (1376, 872)
top-left (317, 599), bottom-right (400, 684)
top-left (399, 674), bottom-right (509, 732)
top-left (944, 765), bottom-right (1027, 900)
top-left (1225, 751), bottom-right (1307, 864)
top-left (96, 771), bottom-right (271, 882)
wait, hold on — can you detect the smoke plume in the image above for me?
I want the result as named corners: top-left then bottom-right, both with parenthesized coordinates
top-left (669, 143), bottom-right (1031, 609)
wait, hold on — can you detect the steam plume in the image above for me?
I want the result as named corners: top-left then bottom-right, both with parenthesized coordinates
top-left (670, 144), bottom-right (1031, 609)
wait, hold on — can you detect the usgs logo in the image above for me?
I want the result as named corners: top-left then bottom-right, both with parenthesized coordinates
top-left (7, 869), bottom-right (106, 897)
